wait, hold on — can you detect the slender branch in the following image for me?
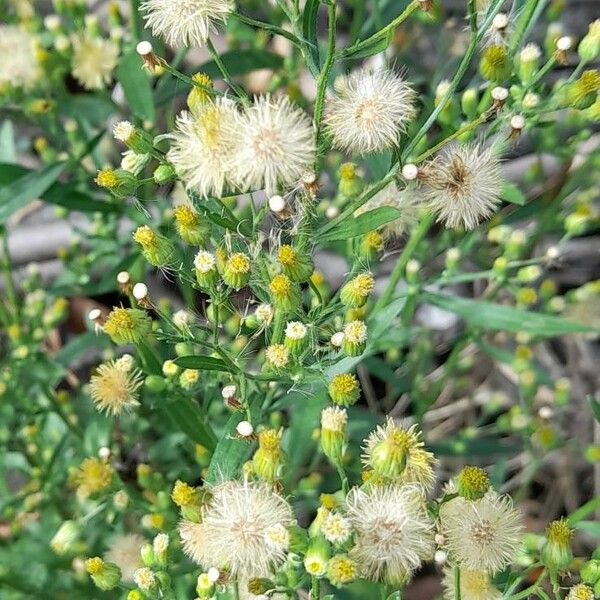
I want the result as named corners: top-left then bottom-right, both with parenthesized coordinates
top-left (454, 566), bottom-right (462, 600)
top-left (206, 39), bottom-right (249, 102)
top-left (232, 12), bottom-right (307, 47)
top-left (313, 2), bottom-right (337, 145)
top-left (340, 0), bottom-right (420, 58)
top-left (129, 0), bottom-right (142, 42)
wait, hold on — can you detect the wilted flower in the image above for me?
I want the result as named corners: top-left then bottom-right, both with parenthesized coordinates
top-left (71, 34), bottom-right (119, 91)
top-left (104, 534), bottom-right (145, 582)
top-left (89, 358), bottom-right (143, 415)
top-left (0, 26), bottom-right (39, 91)
top-left (346, 485), bottom-right (435, 585)
top-left (232, 95), bottom-right (315, 196)
top-left (168, 99), bottom-right (240, 198)
top-left (421, 143), bottom-right (503, 230)
top-left (180, 479), bottom-right (294, 577)
top-left (321, 512), bottom-right (352, 544)
top-left (325, 68), bottom-right (416, 154)
top-left (440, 491), bottom-right (523, 573)
top-left (141, 0), bottom-right (234, 48)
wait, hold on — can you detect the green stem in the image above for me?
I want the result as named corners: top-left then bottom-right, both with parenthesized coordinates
top-left (311, 576), bottom-right (321, 600)
top-left (402, 0), bottom-right (505, 161)
top-left (335, 462), bottom-right (349, 494)
top-left (232, 12), bottom-right (306, 47)
top-left (340, 0), bottom-right (419, 58)
top-left (373, 213), bottom-right (434, 311)
top-left (129, 0), bottom-right (142, 42)
top-left (454, 565), bottom-right (462, 600)
top-left (313, 1), bottom-right (337, 146)
top-left (206, 39), bottom-right (248, 102)
top-left (509, 0), bottom-right (543, 55)
top-left (0, 228), bottom-right (18, 321)
top-left (567, 494), bottom-right (600, 525)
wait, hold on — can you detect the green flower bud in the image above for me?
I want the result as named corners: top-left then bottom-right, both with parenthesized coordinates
top-left (269, 274), bottom-right (300, 312)
top-left (222, 252), bottom-right (251, 290)
top-left (561, 70), bottom-right (600, 110)
top-left (253, 428), bottom-right (286, 483)
top-left (461, 87), bottom-right (479, 119)
top-left (141, 542), bottom-right (155, 567)
top-left (153, 163), bottom-right (177, 185)
top-left (50, 520), bottom-right (80, 555)
top-left (328, 373), bottom-right (360, 407)
top-left (542, 519), bottom-right (573, 573)
top-left (85, 557), bottom-right (121, 591)
top-left (145, 375), bottom-right (166, 392)
top-left (304, 536), bottom-right (330, 578)
top-left (278, 245), bottom-right (314, 283)
top-left (196, 572), bottom-right (216, 598)
top-left (479, 45), bottom-right (511, 82)
top-left (284, 321), bottom-right (308, 355)
top-left (133, 225), bottom-right (174, 267)
top-left (581, 559), bottom-right (600, 584)
top-left (457, 466), bottom-right (490, 500)
top-left (340, 273), bottom-right (374, 308)
top-left (187, 73), bottom-right (214, 115)
top-left (248, 578), bottom-right (275, 595)
top-left (113, 121), bottom-right (154, 154)
top-left (341, 320), bottom-right (367, 357)
top-left (174, 205), bottom-right (210, 245)
top-left (517, 43), bottom-right (541, 84)
top-left (327, 554), bottom-right (358, 587)
top-left (338, 163), bottom-right (363, 198)
top-left (103, 308), bottom-right (152, 345)
top-left (95, 169), bottom-right (138, 198)
top-left (359, 230), bottom-right (384, 261)
top-left (320, 407), bottom-right (347, 465)
top-left (579, 20), bottom-right (600, 63)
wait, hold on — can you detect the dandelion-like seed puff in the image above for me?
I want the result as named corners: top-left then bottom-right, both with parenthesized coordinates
top-left (104, 534), bottom-right (145, 583)
top-left (346, 485), bottom-right (434, 585)
top-left (420, 143), bottom-right (503, 230)
top-left (168, 99), bottom-right (241, 198)
top-left (232, 95), bottom-right (316, 196)
top-left (0, 26), bottom-right (40, 91)
top-left (88, 358), bottom-right (143, 416)
top-left (324, 68), bottom-right (416, 155)
top-left (140, 0), bottom-right (234, 48)
top-left (71, 34), bottom-right (119, 91)
top-left (440, 491), bottom-right (524, 574)
top-left (179, 479), bottom-right (294, 578)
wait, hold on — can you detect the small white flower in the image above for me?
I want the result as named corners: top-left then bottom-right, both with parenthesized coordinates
top-left (285, 321), bottom-right (307, 340)
top-left (133, 282), bottom-right (148, 301)
top-left (153, 533), bottom-right (169, 554)
top-left (330, 331), bottom-right (345, 347)
top-left (140, 0), bottom-right (234, 48)
top-left (236, 421), bottom-right (254, 437)
top-left (402, 163), bottom-right (419, 180)
top-left (221, 384), bottom-right (237, 399)
top-left (321, 407), bottom-right (347, 433)
top-left (194, 250), bottom-right (217, 273)
top-left (207, 567), bottom-right (220, 582)
top-left (321, 512), bottom-right (352, 544)
top-left (173, 309), bottom-right (194, 329)
top-left (133, 567), bottom-right (157, 591)
top-left (180, 479), bottom-right (294, 577)
top-left (113, 121), bottom-right (135, 143)
top-left (522, 92), bottom-right (540, 109)
top-left (343, 320), bottom-right (367, 344)
top-left (520, 43), bottom-right (541, 62)
top-left (121, 150), bottom-right (148, 175)
top-left (104, 534), bottom-right (145, 582)
top-left (265, 344), bottom-right (290, 369)
top-left (439, 491), bottom-right (523, 574)
top-left (265, 523), bottom-right (290, 551)
top-left (510, 114), bottom-right (525, 130)
top-left (421, 143), bottom-right (503, 230)
top-left (71, 34), bottom-right (119, 91)
top-left (168, 99), bottom-right (241, 198)
top-left (556, 36), bottom-right (572, 51)
top-left (346, 485), bottom-right (434, 583)
top-left (232, 95), bottom-right (315, 196)
top-left (491, 86), bottom-right (509, 102)
top-left (0, 26), bottom-right (40, 90)
top-left (255, 304), bottom-right (274, 325)
top-left (268, 195), bottom-right (286, 213)
top-left (325, 68), bottom-right (416, 155)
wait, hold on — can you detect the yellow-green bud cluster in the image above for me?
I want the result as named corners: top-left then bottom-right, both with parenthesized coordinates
top-left (95, 169), bottom-right (138, 198)
top-left (328, 373), bottom-right (361, 407)
top-left (253, 428), bottom-right (286, 482)
top-left (103, 307), bottom-right (152, 345)
top-left (133, 225), bottom-right (174, 267)
top-left (269, 274), bottom-right (300, 312)
top-left (457, 466), bottom-right (490, 500)
top-left (174, 205), bottom-right (210, 245)
top-left (342, 320), bottom-right (367, 356)
top-left (340, 273), bottom-right (374, 308)
top-left (278, 245), bottom-right (314, 283)
top-left (479, 45), bottom-right (511, 82)
top-left (542, 519), bottom-right (573, 572)
top-left (85, 557), bottom-right (122, 591)
top-left (223, 252), bottom-right (251, 290)
top-left (320, 407), bottom-right (347, 465)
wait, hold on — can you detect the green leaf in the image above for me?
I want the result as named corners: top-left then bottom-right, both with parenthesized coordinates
top-left (422, 291), bottom-right (594, 337)
top-left (161, 397), bottom-right (217, 452)
top-left (206, 412), bottom-right (254, 483)
top-left (174, 355), bottom-right (234, 373)
top-left (386, 593), bottom-right (402, 600)
top-left (44, 184), bottom-right (120, 214)
top-left (588, 396), bottom-right (600, 424)
top-left (574, 520), bottom-right (600, 538)
top-left (56, 332), bottom-right (110, 367)
top-left (117, 51), bottom-right (156, 122)
top-left (501, 182), bottom-right (527, 206)
top-left (0, 121), bottom-right (16, 163)
top-left (320, 206), bottom-right (401, 242)
top-left (302, 0), bottom-right (321, 68)
top-left (343, 31), bottom-right (392, 59)
top-left (0, 162), bottom-right (65, 223)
